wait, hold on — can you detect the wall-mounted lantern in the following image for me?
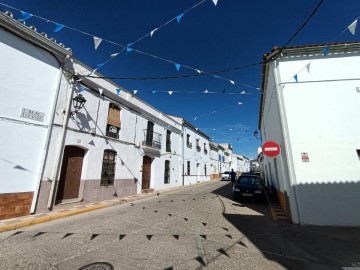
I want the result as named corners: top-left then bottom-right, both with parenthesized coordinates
top-left (70, 94), bottom-right (86, 116)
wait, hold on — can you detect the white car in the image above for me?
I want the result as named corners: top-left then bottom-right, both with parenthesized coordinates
top-left (221, 171), bottom-right (231, 181)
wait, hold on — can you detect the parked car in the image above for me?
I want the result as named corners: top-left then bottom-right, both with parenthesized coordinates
top-left (221, 171), bottom-right (231, 181)
top-left (232, 174), bottom-right (265, 201)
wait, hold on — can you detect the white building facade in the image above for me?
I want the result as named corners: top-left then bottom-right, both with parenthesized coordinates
top-left (259, 44), bottom-right (360, 226)
top-left (0, 12), bottom-right (71, 219)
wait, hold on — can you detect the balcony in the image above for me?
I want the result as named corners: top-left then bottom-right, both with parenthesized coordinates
top-left (142, 129), bottom-right (162, 156)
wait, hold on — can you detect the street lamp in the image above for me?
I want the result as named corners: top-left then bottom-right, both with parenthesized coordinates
top-left (70, 94), bottom-right (86, 116)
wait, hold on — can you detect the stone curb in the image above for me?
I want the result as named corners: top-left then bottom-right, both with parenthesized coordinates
top-left (0, 179), bottom-right (220, 233)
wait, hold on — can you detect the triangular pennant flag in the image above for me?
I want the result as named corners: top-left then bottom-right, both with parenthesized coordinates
top-left (238, 102), bottom-right (243, 105)
top-left (226, 235), bottom-right (233, 239)
top-left (306, 62), bottom-right (311, 73)
top-left (195, 69), bottom-right (202, 74)
top-left (18, 11), bottom-right (33, 21)
top-left (94, 36), bottom-right (102, 50)
top-left (204, 89), bottom-right (208, 93)
top-left (11, 231), bottom-right (24, 237)
top-left (194, 116), bottom-right (198, 121)
top-left (150, 28), bottom-right (158, 37)
top-left (294, 74), bottom-right (298, 82)
top-left (240, 91), bottom-right (245, 94)
top-left (175, 63), bottom-right (181, 71)
top-left (168, 91), bottom-right (173, 95)
top-left (88, 140), bottom-right (95, 146)
top-left (152, 91), bottom-right (157, 94)
top-left (237, 241), bottom-right (247, 247)
top-left (202, 222), bottom-right (207, 226)
top-left (176, 13), bottom-right (184, 23)
top-left (173, 235), bottom-right (180, 240)
top-left (212, 0), bottom-right (219, 6)
top-left (116, 88), bottom-right (121, 95)
top-left (111, 52), bottom-right (119, 57)
top-left (146, 235), bottom-right (153, 240)
top-left (348, 19), bottom-right (358, 35)
top-left (229, 80), bottom-right (235, 85)
top-left (322, 46), bottom-right (329, 56)
top-left (200, 235), bottom-right (207, 240)
top-left (99, 88), bottom-right (103, 95)
top-left (80, 85), bottom-right (86, 92)
top-left (53, 23), bottom-right (64, 32)
top-left (127, 47), bottom-right (133, 53)
top-left (133, 90), bottom-right (138, 94)
top-left (222, 227), bottom-right (229, 231)
top-left (119, 235), bottom-right (126, 240)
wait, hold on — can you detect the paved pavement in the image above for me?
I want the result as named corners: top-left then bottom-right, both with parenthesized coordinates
top-left (0, 180), bottom-right (360, 270)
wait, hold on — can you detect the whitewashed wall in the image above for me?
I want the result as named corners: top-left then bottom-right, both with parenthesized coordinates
top-left (0, 28), bottom-right (61, 193)
top-left (276, 53), bottom-right (360, 225)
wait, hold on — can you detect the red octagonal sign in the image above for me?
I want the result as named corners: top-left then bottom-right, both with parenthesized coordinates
top-left (262, 141), bottom-right (281, 157)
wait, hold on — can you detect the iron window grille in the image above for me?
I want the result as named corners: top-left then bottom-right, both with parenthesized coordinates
top-left (166, 131), bottom-right (171, 152)
top-left (100, 149), bottom-right (116, 186)
top-left (164, 160), bottom-right (170, 184)
top-left (187, 161), bottom-right (190, 175)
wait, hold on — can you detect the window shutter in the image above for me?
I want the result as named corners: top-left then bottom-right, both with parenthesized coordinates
top-left (107, 104), bottom-right (121, 128)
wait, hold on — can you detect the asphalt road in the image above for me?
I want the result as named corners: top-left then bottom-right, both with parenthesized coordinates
top-left (0, 181), bottom-right (359, 270)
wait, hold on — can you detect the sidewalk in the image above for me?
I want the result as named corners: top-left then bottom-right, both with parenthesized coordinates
top-left (0, 179), bottom-right (219, 233)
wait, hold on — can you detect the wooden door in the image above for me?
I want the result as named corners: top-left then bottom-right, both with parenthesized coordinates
top-left (142, 156), bottom-right (151, 190)
top-left (57, 146), bottom-right (85, 200)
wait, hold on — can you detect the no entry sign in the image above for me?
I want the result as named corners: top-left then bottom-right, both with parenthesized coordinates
top-left (262, 141), bottom-right (280, 157)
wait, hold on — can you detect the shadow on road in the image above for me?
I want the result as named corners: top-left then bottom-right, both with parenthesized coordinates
top-left (210, 182), bottom-right (360, 269)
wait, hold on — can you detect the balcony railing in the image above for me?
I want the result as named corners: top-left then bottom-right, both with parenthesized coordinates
top-left (142, 129), bottom-right (162, 150)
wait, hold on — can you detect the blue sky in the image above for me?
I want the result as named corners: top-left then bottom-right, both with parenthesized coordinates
top-left (2, 0), bottom-right (360, 158)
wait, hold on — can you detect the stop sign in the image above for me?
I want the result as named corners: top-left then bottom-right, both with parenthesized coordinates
top-left (262, 141), bottom-right (280, 157)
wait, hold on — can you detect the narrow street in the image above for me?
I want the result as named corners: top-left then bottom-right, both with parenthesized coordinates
top-left (0, 181), bottom-right (359, 270)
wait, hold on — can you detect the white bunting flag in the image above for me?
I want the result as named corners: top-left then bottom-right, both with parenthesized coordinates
top-left (99, 88), bottom-right (103, 96)
top-left (150, 28), bottom-right (158, 37)
top-left (204, 89), bottom-right (208, 93)
top-left (348, 19), bottom-right (358, 35)
top-left (168, 91), bottom-right (173, 95)
top-left (306, 62), bottom-right (311, 73)
top-left (195, 69), bottom-right (202, 74)
top-left (229, 80), bottom-right (235, 85)
top-left (94, 36), bottom-right (103, 50)
top-left (111, 53), bottom-right (119, 57)
top-left (240, 91), bottom-right (245, 94)
top-left (133, 90), bottom-right (138, 94)
top-left (212, 0), bottom-right (219, 5)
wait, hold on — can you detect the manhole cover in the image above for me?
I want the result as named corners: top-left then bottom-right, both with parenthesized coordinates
top-left (78, 262), bottom-right (114, 270)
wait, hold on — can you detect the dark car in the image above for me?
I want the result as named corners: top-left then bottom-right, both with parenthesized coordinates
top-left (232, 174), bottom-right (265, 201)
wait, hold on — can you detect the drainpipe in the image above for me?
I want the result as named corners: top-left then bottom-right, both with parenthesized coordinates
top-left (30, 65), bottom-right (64, 214)
top-left (47, 74), bottom-right (74, 209)
top-left (182, 125), bottom-right (185, 186)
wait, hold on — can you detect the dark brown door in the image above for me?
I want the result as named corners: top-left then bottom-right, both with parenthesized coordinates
top-left (57, 146), bottom-right (85, 200)
top-left (142, 156), bottom-right (151, 189)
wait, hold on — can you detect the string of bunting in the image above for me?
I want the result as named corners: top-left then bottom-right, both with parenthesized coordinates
top-left (290, 16), bottom-right (358, 84)
top-left (0, 1), bottom-right (260, 91)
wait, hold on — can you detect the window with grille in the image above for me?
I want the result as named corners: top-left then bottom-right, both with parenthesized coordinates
top-left (100, 149), bottom-right (116, 186)
top-left (106, 103), bottom-right (121, 139)
top-left (204, 164), bottom-right (207, 176)
top-left (187, 161), bottom-right (190, 175)
top-left (186, 134), bottom-right (192, 148)
top-left (166, 130), bottom-right (171, 152)
top-left (164, 160), bottom-right (170, 184)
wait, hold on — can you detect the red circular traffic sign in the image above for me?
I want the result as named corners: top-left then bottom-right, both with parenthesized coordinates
top-left (262, 141), bottom-right (280, 157)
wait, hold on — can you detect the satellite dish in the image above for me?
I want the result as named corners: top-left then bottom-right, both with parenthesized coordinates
top-left (139, 149), bottom-right (145, 156)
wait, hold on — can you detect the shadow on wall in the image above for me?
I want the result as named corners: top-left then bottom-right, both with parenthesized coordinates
top-left (210, 183), bottom-right (360, 269)
top-left (295, 180), bottom-right (360, 226)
